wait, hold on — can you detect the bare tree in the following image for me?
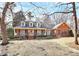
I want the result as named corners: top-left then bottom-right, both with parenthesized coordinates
top-left (52, 2), bottom-right (78, 44)
top-left (1, 2), bottom-right (14, 45)
top-left (51, 13), bottom-right (69, 25)
top-left (72, 2), bottom-right (78, 44)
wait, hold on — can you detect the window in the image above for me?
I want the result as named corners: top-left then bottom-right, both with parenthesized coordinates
top-left (21, 21), bottom-right (25, 27)
top-left (30, 23), bottom-right (33, 26)
top-left (25, 23), bottom-right (27, 27)
top-left (29, 22), bottom-right (33, 27)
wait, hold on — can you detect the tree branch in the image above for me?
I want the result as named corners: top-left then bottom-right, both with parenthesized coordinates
top-left (59, 2), bottom-right (72, 5)
top-left (49, 11), bottom-right (73, 16)
top-left (55, 2), bottom-right (72, 8)
top-left (29, 2), bottom-right (46, 10)
top-left (9, 2), bottom-right (14, 5)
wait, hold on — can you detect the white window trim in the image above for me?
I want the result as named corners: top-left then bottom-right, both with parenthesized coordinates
top-left (37, 23), bottom-right (41, 27)
top-left (21, 21), bottom-right (25, 27)
top-left (29, 22), bottom-right (33, 27)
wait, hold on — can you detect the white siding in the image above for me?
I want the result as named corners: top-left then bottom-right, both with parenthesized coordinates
top-left (14, 29), bottom-right (17, 36)
top-left (47, 30), bottom-right (50, 35)
top-left (37, 30), bottom-right (41, 36)
top-left (44, 31), bottom-right (47, 35)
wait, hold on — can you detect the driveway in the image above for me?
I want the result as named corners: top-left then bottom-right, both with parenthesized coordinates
top-left (0, 37), bottom-right (79, 56)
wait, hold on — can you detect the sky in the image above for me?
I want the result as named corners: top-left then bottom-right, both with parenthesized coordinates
top-left (0, 2), bottom-right (79, 21)
top-left (13, 2), bottom-right (70, 15)
top-left (13, 2), bottom-right (57, 15)
top-left (12, 2), bottom-right (79, 17)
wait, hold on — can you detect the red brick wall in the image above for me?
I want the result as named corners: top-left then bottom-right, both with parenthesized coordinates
top-left (52, 23), bottom-right (70, 37)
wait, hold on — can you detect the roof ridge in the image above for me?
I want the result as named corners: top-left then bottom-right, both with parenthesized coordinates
top-left (53, 22), bottom-right (68, 29)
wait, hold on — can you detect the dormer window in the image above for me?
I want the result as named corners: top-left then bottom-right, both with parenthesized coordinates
top-left (29, 22), bottom-right (33, 27)
top-left (21, 21), bottom-right (25, 27)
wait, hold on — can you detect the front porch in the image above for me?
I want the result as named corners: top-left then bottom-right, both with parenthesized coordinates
top-left (14, 27), bottom-right (51, 39)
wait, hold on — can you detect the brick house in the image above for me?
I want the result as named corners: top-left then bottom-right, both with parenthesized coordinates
top-left (14, 20), bottom-right (51, 39)
top-left (13, 11), bottom-right (51, 39)
top-left (51, 22), bottom-right (72, 37)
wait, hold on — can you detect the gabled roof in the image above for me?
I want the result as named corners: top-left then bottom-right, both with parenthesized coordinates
top-left (52, 22), bottom-right (70, 29)
top-left (14, 11), bottom-right (26, 20)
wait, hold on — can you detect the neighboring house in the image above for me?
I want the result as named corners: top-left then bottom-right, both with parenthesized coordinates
top-left (13, 11), bottom-right (51, 39)
top-left (51, 22), bottom-right (73, 37)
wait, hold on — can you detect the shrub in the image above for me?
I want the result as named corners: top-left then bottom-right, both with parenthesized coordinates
top-left (0, 36), bottom-right (2, 40)
top-left (7, 28), bottom-right (14, 39)
top-left (69, 30), bottom-right (74, 37)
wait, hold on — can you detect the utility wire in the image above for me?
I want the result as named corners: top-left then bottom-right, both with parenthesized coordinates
top-left (19, 2), bottom-right (23, 11)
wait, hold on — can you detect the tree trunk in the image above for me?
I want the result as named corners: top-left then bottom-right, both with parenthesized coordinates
top-left (1, 2), bottom-right (10, 45)
top-left (72, 2), bottom-right (78, 44)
